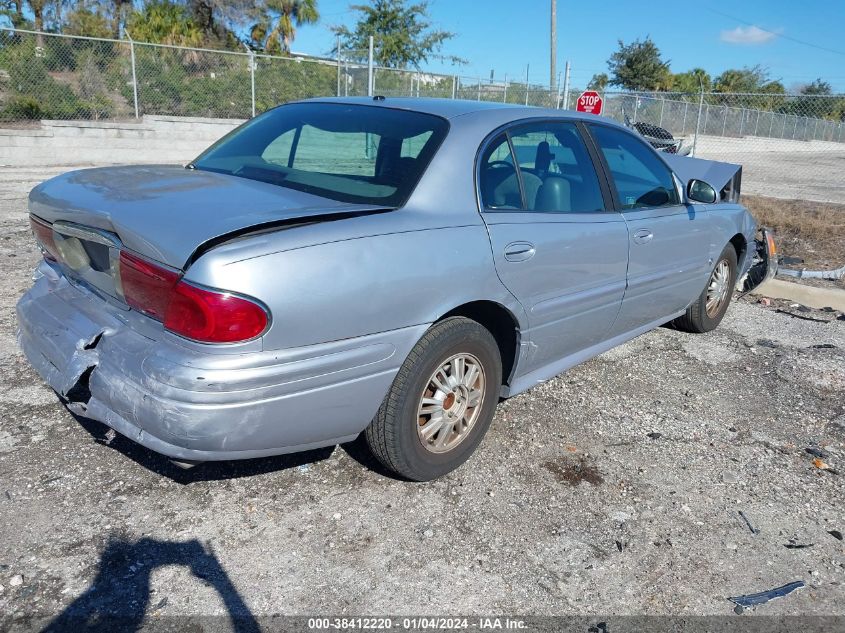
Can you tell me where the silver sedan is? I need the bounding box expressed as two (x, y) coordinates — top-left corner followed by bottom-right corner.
(17, 97), (775, 480)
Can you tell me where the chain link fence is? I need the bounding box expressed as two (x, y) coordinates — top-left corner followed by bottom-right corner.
(2, 28), (844, 202)
(589, 91), (845, 202)
(594, 91), (845, 146)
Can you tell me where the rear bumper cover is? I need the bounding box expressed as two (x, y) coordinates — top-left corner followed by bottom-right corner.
(17, 262), (425, 461)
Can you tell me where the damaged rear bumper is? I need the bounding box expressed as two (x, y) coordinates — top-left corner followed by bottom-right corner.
(17, 263), (421, 461)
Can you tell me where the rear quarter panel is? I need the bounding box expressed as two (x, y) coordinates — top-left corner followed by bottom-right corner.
(183, 211), (525, 350)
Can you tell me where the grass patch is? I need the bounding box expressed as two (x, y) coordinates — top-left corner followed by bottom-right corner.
(744, 195), (845, 270)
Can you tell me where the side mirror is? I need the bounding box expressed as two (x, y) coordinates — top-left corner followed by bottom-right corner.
(687, 179), (717, 204)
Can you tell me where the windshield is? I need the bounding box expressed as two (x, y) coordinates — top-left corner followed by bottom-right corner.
(192, 102), (449, 207)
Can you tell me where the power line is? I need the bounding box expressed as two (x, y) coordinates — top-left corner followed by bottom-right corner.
(705, 6), (845, 57)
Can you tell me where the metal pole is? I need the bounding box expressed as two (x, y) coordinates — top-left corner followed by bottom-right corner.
(691, 83), (704, 157)
(739, 109), (744, 136)
(722, 106), (728, 136)
(477, 76), (481, 101)
(555, 71), (561, 108)
(659, 98), (665, 127)
(242, 42), (255, 118)
(524, 64), (530, 106)
(813, 117), (818, 141)
(633, 97), (639, 123)
(125, 31), (139, 119)
(792, 115), (798, 139)
(336, 35), (341, 97)
(415, 72), (420, 97)
(451, 75), (456, 99)
(561, 61), (570, 109)
(550, 0), (556, 93)
(682, 101), (688, 134)
(503, 74), (508, 103)
(367, 35), (374, 97)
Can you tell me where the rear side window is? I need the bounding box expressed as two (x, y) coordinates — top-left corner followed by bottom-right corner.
(479, 134), (522, 210)
(588, 124), (679, 209)
(508, 122), (604, 213)
(193, 103), (448, 206)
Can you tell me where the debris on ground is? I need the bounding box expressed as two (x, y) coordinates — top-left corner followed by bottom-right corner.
(811, 458), (839, 474)
(805, 447), (829, 459)
(828, 530), (843, 541)
(102, 428), (116, 445)
(784, 537), (814, 549)
(738, 511), (760, 535)
(9, 575), (22, 587)
(775, 309), (832, 323)
(729, 581), (806, 613)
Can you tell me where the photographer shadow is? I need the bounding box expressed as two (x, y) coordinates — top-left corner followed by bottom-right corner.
(45, 537), (260, 633)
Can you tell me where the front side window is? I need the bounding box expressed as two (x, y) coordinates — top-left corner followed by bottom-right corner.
(193, 103), (448, 206)
(588, 124), (680, 209)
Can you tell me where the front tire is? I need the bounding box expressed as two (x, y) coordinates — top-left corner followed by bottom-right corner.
(365, 317), (502, 481)
(674, 244), (737, 333)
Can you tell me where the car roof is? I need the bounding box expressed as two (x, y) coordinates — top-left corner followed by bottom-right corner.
(300, 96), (626, 126)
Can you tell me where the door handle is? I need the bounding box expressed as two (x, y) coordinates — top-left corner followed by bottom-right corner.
(503, 241), (536, 262)
(633, 228), (653, 244)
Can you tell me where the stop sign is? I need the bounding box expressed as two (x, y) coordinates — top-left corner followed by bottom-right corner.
(576, 90), (603, 115)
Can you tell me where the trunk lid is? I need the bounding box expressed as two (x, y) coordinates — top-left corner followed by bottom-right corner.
(29, 165), (381, 269)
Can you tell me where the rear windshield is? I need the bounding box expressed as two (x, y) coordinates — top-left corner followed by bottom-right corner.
(192, 102), (448, 207)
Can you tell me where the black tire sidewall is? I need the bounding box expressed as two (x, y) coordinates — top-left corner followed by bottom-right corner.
(392, 320), (502, 480)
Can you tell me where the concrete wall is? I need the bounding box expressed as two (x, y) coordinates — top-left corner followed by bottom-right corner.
(0, 116), (244, 167)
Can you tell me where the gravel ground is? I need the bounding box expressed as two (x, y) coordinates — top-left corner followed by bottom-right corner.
(0, 165), (844, 625)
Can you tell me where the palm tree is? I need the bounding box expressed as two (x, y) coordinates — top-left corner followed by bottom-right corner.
(250, 0), (318, 54)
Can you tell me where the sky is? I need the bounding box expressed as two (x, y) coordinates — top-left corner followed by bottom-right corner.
(291, 0), (845, 92)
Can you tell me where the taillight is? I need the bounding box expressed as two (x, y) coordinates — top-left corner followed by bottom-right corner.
(119, 251), (268, 343)
(30, 216), (60, 262)
(119, 251), (179, 320)
(164, 281), (269, 343)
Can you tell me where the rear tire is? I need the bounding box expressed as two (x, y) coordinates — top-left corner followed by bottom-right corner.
(674, 244), (737, 333)
(365, 317), (502, 481)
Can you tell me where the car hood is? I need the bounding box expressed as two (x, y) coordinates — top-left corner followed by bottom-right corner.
(29, 165), (383, 269)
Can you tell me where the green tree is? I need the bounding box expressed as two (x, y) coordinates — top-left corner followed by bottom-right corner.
(125, 0), (203, 47)
(671, 68), (710, 94)
(333, 0), (463, 69)
(801, 78), (832, 95)
(1, 1), (26, 27)
(186, 0), (257, 46)
(713, 65), (771, 93)
(606, 37), (671, 91)
(587, 72), (608, 91)
(107, 0), (132, 38)
(64, 6), (113, 38)
(250, 0), (318, 54)
(25, 0), (61, 44)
